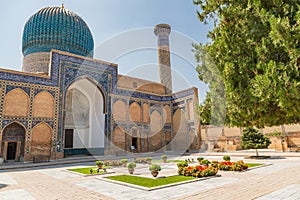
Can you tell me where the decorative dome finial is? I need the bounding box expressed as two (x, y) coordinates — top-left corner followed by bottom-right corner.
(62, 3), (64, 9)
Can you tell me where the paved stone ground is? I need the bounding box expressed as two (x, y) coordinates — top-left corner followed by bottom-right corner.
(0, 154), (299, 200)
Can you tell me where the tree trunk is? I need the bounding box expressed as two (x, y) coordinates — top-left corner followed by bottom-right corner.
(255, 149), (259, 156)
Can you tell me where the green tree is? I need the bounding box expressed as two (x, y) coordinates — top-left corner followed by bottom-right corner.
(241, 127), (271, 156)
(193, 0), (300, 128)
(198, 91), (212, 125)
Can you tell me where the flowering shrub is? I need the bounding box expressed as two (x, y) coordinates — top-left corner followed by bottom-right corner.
(177, 164), (218, 178)
(233, 160), (248, 171)
(218, 160), (248, 171)
(103, 160), (122, 166)
(219, 161), (234, 171)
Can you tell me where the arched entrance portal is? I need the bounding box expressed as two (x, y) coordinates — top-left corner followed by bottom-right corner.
(1, 122), (25, 161)
(64, 78), (105, 156)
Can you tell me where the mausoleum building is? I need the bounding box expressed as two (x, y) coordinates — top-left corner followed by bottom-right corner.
(0, 6), (200, 162)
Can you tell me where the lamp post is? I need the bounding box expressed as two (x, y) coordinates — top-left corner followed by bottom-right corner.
(55, 141), (61, 161)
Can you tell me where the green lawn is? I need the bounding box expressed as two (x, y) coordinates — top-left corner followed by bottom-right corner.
(106, 175), (195, 188)
(246, 163), (264, 168)
(68, 166), (111, 175)
(153, 159), (186, 163)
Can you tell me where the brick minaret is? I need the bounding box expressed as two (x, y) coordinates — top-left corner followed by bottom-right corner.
(154, 24), (172, 94)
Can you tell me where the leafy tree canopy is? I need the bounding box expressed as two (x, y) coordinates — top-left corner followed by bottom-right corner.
(198, 91), (212, 125)
(194, 0), (300, 128)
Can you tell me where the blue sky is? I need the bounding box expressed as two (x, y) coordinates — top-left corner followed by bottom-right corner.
(0, 0), (213, 102)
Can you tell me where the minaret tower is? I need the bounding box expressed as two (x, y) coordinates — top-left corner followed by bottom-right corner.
(154, 24), (172, 94)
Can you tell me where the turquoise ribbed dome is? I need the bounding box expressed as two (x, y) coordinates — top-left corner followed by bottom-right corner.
(22, 6), (94, 57)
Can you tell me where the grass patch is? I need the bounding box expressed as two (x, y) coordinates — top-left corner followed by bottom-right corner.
(246, 163), (264, 168)
(106, 175), (195, 188)
(68, 166), (111, 175)
(153, 159), (185, 163)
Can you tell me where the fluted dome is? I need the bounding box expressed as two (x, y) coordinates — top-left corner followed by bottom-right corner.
(22, 6), (94, 58)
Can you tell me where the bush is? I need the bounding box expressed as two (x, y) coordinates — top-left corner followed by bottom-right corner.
(95, 160), (103, 166)
(120, 159), (128, 163)
(103, 160), (122, 166)
(233, 160), (248, 171)
(134, 158), (148, 164)
(200, 159), (211, 165)
(149, 164), (161, 172)
(219, 161), (233, 171)
(223, 155), (231, 161)
(161, 155), (167, 159)
(197, 157), (204, 161)
(127, 162), (136, 169)
(177, 161), (188, 168)
(146, 157), (152, 161)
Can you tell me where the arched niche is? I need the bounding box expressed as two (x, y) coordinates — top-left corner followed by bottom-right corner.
(113, 100), (127, 121)
(31, 122), (52, 157)
(1, 122), (26, 161)
(32, 91), (54, 118)
(172, 109), (189, 150)
(3, 88), (29, 117)
(113, 126), (126, 150)
(129, 102), (141, 122)
(149, 110), (163, 150)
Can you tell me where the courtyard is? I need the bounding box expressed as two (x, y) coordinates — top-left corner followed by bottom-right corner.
(0, 152), (300, 200)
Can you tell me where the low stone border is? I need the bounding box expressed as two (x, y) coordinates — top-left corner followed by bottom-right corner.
(63, 169), (115, 177)
(244, 163), (273, 171)
(97, 174), (221, 191)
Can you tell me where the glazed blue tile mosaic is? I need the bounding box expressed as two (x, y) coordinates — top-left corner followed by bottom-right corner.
(22, 7), (94, 58)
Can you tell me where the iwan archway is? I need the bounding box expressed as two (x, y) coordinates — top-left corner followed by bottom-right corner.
(64, 78), (106, 156)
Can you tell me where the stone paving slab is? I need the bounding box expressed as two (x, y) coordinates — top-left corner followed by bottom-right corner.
(0, 189), (34, 200)
(38, 168), (81, 179)
(0, 173), (17, 185)
(73, 176), (238, 200)
(256, 184), (300, 200)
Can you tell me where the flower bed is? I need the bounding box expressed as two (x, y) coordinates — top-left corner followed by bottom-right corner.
(218, 160), (248, 171)
(177, 162), (218, 178)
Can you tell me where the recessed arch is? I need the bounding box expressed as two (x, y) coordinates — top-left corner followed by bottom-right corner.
(3, 88), (29, 117)
(129, 102), (141, 122)
(31, 122), (52, 157)
(1, 122), (26, 161)
(163, 105), (171, 124)
(65, 75), (107, 114)
(172, 109), (189, 150)
(113, 126), (126, 150)
(113, 100), (127, 121)
(149, 110), (163, 150)
(143, 103), (149, 123)
(150, 110), (162, 135)
(33, 91), (54, 118)
(64, 77), (105, 154)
